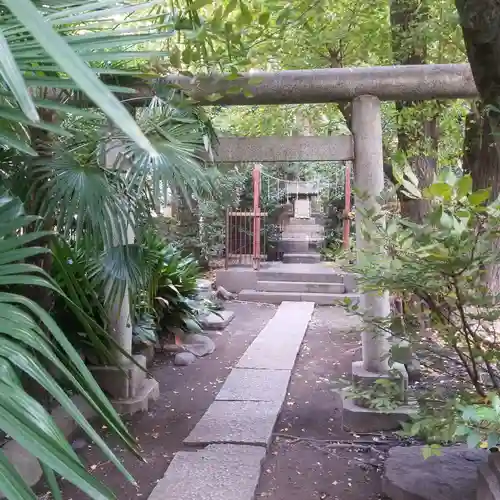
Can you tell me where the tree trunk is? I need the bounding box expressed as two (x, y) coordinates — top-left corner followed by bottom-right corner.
(456, 0), (500, 292)
(391, 0), (438, 223)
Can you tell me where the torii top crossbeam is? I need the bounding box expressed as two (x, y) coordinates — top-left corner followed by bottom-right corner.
(158, 63), (477, 105)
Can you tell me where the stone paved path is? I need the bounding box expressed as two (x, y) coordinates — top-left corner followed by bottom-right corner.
(147, 302), (315, 499)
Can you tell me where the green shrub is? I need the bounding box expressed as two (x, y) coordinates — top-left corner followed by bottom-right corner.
(350, 168), (500, 449)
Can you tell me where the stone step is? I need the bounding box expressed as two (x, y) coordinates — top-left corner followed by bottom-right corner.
(283, 225), (324, 234)
(283, 253), (321, 263)
(288, 218), (318, 226)
(279, 239), (310, 253)
(239, 289), (359, 306)
(280, 234), (324, 241)
(257, 269), (344, 284)
(257, 280), (345, 294)
(147, 445), (266, 500)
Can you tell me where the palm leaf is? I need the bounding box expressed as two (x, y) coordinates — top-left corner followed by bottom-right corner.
(0, 192), (138, 497)
(2, 0), (158, 155)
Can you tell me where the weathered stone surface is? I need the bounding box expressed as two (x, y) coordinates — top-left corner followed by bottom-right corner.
(406, 358), (422, 383)
(478, 463), (500, 500)
(0, 442), (42, 495)
(147, 444), (266, 500)
(184, 399), (282, 446)
(391, 340), (413, 365)
(174, 352), (196, 366)
(90, 354), (147, 399)
(237, 301), (314, 370)
(340, 388), (417, 432)
(383, 445), (487, 500)
(200, 310), (235, 330)
(216, 368), (291, 402)
(182, 333), (215, 357)
(112, 378), (160, 415)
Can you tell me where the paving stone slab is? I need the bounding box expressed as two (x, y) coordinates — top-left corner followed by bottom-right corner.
(237, 301), (314, 370)
(184, 400), (282, 446)
(148, 444), (265, 500)
(200, 310), (235, 330)
(216, 368), (291, 402)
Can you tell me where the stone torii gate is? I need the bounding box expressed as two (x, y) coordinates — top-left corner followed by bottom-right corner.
(160, 62), (478, 428)
(105, 63), (479, 422)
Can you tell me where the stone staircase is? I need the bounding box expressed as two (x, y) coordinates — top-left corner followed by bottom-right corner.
(238, 263), (358, 305)
(280, 216), (324, 264)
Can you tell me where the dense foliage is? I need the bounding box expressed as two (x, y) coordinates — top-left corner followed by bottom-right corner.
(351, 170), (500, 449)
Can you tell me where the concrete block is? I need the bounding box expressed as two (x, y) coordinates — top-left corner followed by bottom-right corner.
(283, 253), (321, 264)
(215, 268), (257, 293)
(237, 301), (314, 369)
(238, 289), (358, 306)
(257, 267), (344, 284)
(344, 273), (358, 293)
(279, 239), (310, 253)
(352, 360), (408, 403)
(339, 387), (416, 432)
(200, 310), (235, 330)
(90, 354), (147, 400)
(184, 399), (282, 446)
(112, 378), (160, 416)
(216, 368), (291, 402)
(256, 280), (345, 294)
(148, 444), (266, 500)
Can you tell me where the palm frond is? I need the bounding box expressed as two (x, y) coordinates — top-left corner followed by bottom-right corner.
(0, 190), (139, 498)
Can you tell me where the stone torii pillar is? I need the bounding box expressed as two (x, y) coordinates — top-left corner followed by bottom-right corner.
(90, 132), (159, 415)
(341, 95), (413, 432)
(352, 95), (391, 373)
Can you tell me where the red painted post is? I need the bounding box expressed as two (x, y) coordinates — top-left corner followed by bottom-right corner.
(252, 165), (261, 270)
(343, 163), (351, 250)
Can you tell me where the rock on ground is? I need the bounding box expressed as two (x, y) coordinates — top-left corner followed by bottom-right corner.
(182, 333), (215, 357)
(383, 445), (488, 500)
(174, 352), (196, 366)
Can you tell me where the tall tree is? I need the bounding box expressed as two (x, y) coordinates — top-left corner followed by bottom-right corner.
(456, 0), (500, 292)
(456, 0), (500, 199)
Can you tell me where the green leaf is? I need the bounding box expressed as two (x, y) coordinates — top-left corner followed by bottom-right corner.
(428, 182), (453, 200)
(468, 189), (491, 206)
(258, 11), (270, 25)
(223, 0), (238, 18)
(238, 0), (253, 25)
(3, 0), (157, 156)
(0, 449), (36, 500)
(0, 30), (39, 123)
(0, 131), (37, 155)
(456, 175), (473, 199)
(187, 0), (212, 10)
(170, 46), (181, 68)
(467, 431), (482, 449)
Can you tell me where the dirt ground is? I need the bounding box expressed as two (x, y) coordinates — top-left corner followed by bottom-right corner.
(38, 301), (277, 499)
(38, 303), (393, 500)
(255, 306), (388, 500)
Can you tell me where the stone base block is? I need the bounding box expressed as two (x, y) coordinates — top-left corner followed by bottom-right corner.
(112, 378), (160, 416)
(90, 354), (147, 400)
(352, 360), (409, 402)
(339, 388), (417, 432)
